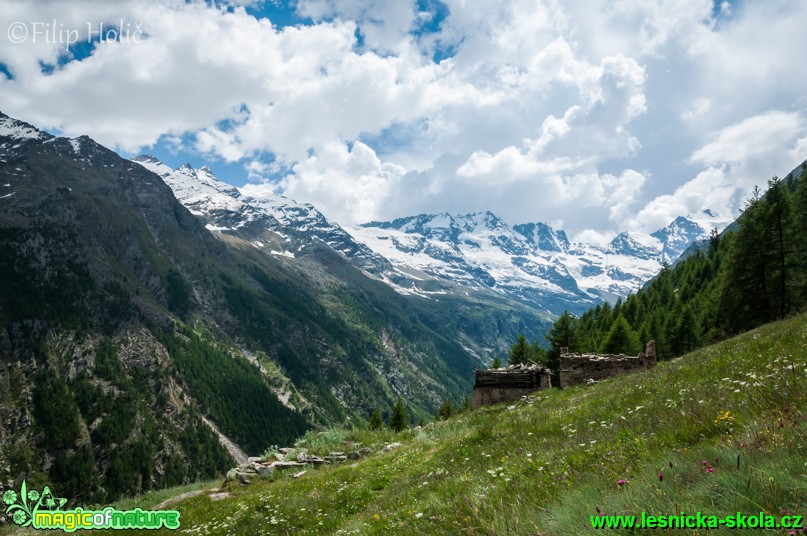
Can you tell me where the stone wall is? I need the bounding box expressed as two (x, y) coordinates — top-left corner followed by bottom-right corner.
(472, 364), (551, 408)
(559, 340), (656, 388)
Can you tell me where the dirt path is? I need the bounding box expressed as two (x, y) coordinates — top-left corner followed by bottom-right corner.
(156, 490), (204, 509)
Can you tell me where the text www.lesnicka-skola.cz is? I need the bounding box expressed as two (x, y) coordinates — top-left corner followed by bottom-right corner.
(591, 511), (803, 530)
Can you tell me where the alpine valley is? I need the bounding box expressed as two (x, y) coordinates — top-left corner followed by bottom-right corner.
(131, 155), (731, 316)
(0, 110), (727, 502)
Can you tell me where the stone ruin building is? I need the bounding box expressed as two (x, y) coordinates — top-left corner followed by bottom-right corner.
(471, 363), (551, 409)
(559, 340), (656, 388)
(471, 341), (656, 408)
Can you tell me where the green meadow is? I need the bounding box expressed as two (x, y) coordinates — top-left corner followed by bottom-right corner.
(5, 313), (806, 535)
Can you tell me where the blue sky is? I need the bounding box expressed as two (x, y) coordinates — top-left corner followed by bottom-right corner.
(1, 0), (805, 242)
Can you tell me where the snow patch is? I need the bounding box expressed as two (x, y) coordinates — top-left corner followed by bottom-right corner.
(0, 117), (42, 140)
(69, 138), (81, 155)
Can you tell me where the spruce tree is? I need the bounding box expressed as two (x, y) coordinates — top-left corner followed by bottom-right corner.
(508, 334), (532, 365)
(368, 408), (383, 431)
(490, 357), (502, 369)
(460, 396), (471, 412)
(436, 399), (454, 421)
(547, 310), (576, 386)
(671, 306), (698, 356)
(763, 177), (792, 318)
(389, 398), (408, 432)
(721, 187), (770, 331)
(600, 315), (638, 354)
(532, 340), (548, 365)
(792, 169), (807, 303)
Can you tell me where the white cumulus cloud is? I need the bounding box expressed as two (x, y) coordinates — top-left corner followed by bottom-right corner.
(1, 0), (806, 234)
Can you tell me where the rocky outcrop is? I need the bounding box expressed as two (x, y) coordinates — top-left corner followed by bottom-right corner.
(223, 447), (373, 486)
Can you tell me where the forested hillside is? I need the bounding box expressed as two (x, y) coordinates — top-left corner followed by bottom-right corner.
(539, 162), (807, 370)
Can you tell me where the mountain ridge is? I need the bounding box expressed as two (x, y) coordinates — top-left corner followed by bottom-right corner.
(349, 207), (731, 313)
(132, 152), (731, 316)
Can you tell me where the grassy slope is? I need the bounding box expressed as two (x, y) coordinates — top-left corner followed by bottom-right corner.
(7, 314), (807, 535)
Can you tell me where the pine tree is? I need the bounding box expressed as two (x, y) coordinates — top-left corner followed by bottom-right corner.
(508, 334), (532, 365)
(388, 398), (408, 432)
(490, 357), (502, 369)
(368, 408), (383, 431)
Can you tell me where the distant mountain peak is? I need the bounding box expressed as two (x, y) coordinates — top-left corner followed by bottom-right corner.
(132, 154), (160, 163)
(348, 208), (733, 313)
(0, 113), (49, 141)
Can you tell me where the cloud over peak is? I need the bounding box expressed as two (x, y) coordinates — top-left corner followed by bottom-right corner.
(1, 0), (806, 232)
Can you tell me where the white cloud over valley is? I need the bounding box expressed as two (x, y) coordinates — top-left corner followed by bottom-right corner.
(1, 0), (805, 236)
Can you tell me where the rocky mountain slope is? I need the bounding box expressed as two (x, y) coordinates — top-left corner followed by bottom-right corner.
(0, 111), (493, 502)
(132, 155), (555, 357)
(135, 155), (728, 322)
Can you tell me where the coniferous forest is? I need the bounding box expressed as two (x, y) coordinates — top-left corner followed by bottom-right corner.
(537, 167), (807, 373)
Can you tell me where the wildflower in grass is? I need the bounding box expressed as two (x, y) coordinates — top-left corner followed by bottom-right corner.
(714, 410), (733, 423)
(701, 460), (708, 465)
(706, 466), (714, 473)
(617, 479), (627, 487)
(657, 473), (664, 481)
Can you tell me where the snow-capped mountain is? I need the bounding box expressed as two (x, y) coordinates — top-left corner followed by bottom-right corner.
(349, 209), (730, 313)
(131, 155), (389, 272)
(131, 155), (729, 316)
